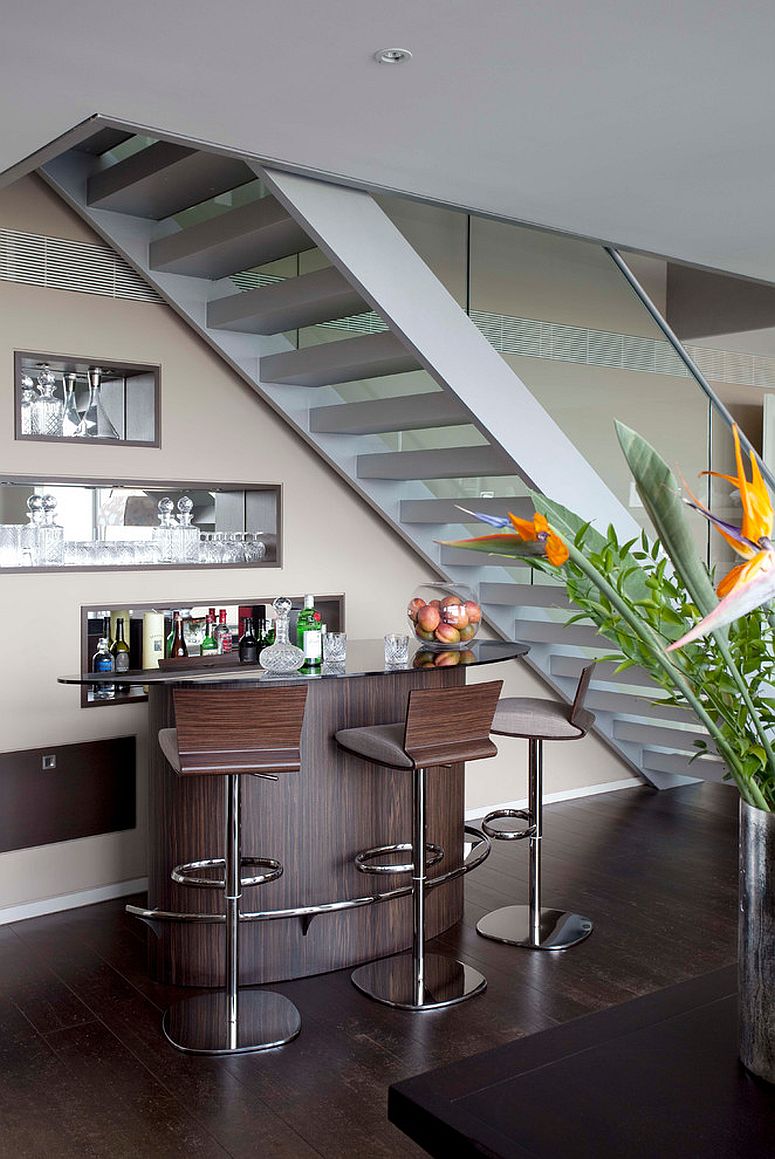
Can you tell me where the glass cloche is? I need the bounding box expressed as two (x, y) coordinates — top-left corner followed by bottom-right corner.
(407, 582), (482, 649)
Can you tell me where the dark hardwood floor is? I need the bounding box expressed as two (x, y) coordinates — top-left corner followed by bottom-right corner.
(0, 781), (739, 1158)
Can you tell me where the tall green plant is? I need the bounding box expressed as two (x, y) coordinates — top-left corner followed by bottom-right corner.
(441, 427), (775, 811)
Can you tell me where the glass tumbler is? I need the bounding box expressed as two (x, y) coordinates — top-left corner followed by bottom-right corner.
(323, 632), (347, 666)
(384, 633), (410, 668)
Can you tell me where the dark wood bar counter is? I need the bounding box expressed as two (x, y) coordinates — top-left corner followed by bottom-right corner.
(60, 640), (525, 987)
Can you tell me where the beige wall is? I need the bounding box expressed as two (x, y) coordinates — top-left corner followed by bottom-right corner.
(0, 177), (633, 917)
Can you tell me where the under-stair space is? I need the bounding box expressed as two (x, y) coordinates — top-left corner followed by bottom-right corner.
(36, 124), (722, 791)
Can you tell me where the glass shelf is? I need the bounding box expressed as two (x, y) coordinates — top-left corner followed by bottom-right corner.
(0, 476), (281, 571)
(15, 351), (160, 447)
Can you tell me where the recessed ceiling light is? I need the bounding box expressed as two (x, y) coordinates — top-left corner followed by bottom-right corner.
(374, 48), (413, 64)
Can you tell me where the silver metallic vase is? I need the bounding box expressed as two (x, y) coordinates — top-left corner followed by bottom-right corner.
(739, 799), (775, 1083)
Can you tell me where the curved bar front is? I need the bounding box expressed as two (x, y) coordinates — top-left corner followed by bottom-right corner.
(59, 640), (526, 986)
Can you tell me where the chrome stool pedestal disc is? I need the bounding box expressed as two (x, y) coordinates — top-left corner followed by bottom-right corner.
(163, 990), (301, 1055)
(476, 905), (593, 951)
(352, 952), (486, 1010)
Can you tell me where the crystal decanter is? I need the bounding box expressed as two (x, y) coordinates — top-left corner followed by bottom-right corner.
(75, 367), (119, 439)
(37, 494), (64, 565)
(176, 495), (200, 563)
(19, 377), (36, 435)
(258, 597), (305, 673)
(62, 372), (81, 437)
(31, 367), (63, 437)
(21, 494), (45, 566)
(152, 497), (176, 564)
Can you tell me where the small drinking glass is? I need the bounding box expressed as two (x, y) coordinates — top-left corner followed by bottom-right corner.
(0, 525), (22, 567)
(323, 632), (347, 666)
(384, 633), (409, 668)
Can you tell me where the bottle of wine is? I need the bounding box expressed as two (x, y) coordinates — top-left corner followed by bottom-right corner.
(201, 614), (218, 655)
(238, 616), (258, 664)
(216, 609), (233, 655)
(169, 611), (188, 658)
(297, 594), (323, 667)
(111, 616), (131, 675)
(91, 637), (115, 699)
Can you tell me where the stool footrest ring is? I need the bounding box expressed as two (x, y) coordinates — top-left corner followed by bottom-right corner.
(172, 856), (283, 889)
(482, 808), (536, 841)
(354, 841), (444, 876)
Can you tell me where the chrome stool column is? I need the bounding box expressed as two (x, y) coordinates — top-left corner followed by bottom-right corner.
(476, 665), (595, 952)
(158, 685), (308, 1055)
(336, 679), (503, 1011)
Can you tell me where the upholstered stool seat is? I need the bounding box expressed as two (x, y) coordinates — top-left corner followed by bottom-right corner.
(334, 723), (413, 768)
(335, 680), (503, 1011)
(477, 666), (596, 952)
(492, 697), (592, 741)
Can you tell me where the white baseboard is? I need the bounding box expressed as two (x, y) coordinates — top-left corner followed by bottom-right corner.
(465, 777), (639, 822)
(0, 876), (148, 926)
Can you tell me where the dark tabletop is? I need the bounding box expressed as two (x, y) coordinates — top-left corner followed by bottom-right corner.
(389, 965), (775, 1159)
(58, 638), (528, 686)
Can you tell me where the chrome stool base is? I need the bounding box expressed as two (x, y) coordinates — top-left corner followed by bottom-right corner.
(476, 904), (593, 951)
(163, 990), (301, 1055)
(351, 952), (486, 1011)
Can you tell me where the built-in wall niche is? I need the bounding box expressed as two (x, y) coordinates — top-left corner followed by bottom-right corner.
(0, 476), (281, 572)
(15, 351), (160, 446)
(80, 595), (345, 707)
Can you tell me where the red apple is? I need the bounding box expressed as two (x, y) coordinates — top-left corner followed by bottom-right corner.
(407, 598), (426, 621)
(415, 627), (436, 642)
(459, 623), (476, 641)
(441, 603), (469, 629)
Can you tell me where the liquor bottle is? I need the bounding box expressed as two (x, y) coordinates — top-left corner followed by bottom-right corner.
(216, 609), (233, 654)
(254, 604), (274, 648)
(111, 616), (131, 675)
(254, 604), (269, 660)
(297, 594), (323, 667)
(238, 617), (258, 664)
(142, 611), (166, 669)
(201, 614), (218, 655)
(91, 637), (115, 699)
(169, 611), (188, 658)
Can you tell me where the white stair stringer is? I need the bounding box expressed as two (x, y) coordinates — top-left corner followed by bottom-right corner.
(38, 145), (702, 792)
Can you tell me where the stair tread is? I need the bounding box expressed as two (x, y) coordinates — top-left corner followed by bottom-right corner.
(358, 443), (515, 481)
(312, 392), (468, 435)
(150, 195), (315, 278)
(208, 266), (365, 334)
(401, 498), (532, 525)
(615, 719), (714, 752)
(87, 143), (253, 219)
(75, 128), (135, 156)
(550, 654), (656, 687)
(439, 547), (530, 570)
(262, 332), (418, 388)
(584, 688), (692, 722)
(481, 581), (569, 607)
(642, 748), (727, 783)
(515, 620), (606, 648)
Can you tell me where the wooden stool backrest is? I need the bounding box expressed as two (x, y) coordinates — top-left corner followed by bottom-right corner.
(403, 680), (503, 768)
(570, 664), (595, 735)
(172, 686), (308, 776)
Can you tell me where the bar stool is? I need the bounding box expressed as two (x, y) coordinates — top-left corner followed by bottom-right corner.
(476, 665), (595, 951)
(335, 679), (503, 1011)
(158, 685), (308, 1055)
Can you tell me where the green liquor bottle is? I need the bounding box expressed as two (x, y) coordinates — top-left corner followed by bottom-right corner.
(200, 614), (218, 655)
(296, 594), (323, 667)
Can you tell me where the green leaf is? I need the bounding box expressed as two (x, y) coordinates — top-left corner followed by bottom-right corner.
(614, 422), (718, 618)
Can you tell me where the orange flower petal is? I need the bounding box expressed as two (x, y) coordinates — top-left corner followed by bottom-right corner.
(508, 513), (538, 541)
(545, 533), (569, 567)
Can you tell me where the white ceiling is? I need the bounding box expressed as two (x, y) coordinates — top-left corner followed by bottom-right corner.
(3, 0), (775, 283)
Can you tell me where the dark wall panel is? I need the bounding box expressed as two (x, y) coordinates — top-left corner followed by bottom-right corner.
(0, 736), (136, 853)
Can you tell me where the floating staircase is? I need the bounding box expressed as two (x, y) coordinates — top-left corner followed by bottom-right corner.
(36, 125), (728, 791)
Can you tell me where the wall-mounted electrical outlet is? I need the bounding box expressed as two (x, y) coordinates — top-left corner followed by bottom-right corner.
(41, 754), (56, 770)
